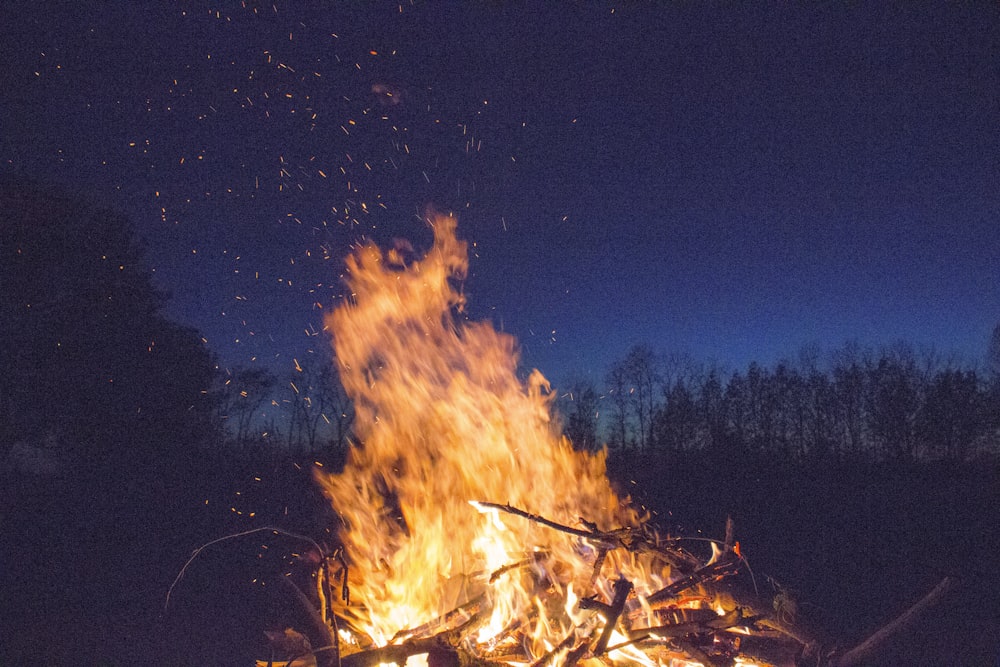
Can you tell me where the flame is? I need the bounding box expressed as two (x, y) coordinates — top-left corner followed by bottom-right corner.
(315, 214), (641, 643)
(314, 214), (760, 666)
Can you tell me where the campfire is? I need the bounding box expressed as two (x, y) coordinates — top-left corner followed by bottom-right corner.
(253, 213), (956, 667)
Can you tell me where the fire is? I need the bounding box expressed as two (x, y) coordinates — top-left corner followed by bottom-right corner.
(317, 214), (636, 640)
(313, 214), (768, 666)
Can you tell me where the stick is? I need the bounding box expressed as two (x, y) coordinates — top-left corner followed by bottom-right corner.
(593, 578), (633, 655)
(471, 501), (615, 545)
(831, 576), (960, 667)
(390, 594), (485, 643)
(530, 629), (580, 667)
(630, 607), (752, 640)
(337, 630), (465, 667)
(646, 557), (739, 605)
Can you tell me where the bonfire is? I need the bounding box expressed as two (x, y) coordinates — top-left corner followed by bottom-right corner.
(238, 214), (954, 667)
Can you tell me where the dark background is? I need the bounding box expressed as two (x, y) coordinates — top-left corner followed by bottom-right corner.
(3, 2), (999, 665)
(2, 180), (998, 664)
(3, 2), (998, 388)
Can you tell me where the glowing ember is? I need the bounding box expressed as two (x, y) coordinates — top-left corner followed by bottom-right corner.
(313, 214), (774, 666)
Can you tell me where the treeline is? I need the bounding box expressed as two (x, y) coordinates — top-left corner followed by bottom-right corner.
(4, 181), (997, 468)
(560, 343), (1000, 462)
(1, 180), (353, 470)
(213, 358), (354, 455)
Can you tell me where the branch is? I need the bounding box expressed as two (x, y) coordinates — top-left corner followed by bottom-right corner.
(337, 626), (470, 667)
(390, 594), (485, 643)
(646, 557), (740, 605)
(593, 578), (634, 655)
(831, 576), (960, 667)
(471, 501), (617, 546)
(630, 607), (755, 640)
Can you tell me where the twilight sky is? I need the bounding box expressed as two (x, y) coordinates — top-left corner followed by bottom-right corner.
(4, 2), (998, 386)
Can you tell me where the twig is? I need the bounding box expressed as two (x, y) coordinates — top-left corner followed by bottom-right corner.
(588, 548), (608, 590)
(630, 607), (754, 640)
(593, 578), (633, 655)
(337, 638), (441, 667)
(646, 557), (740, 605)
(489, 550), (549, 583)
(530, 628), (580, 667)
(390, 594), (485, 643)
(338, 625), (470, 667)
(472, 501), (616, 545)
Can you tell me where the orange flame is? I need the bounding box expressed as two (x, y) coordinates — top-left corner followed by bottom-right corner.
(315, 214), (687, 662)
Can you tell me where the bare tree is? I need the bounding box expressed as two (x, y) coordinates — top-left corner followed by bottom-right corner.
(624, 345), (659, 450)
(987, 323), (1000, 380)
(831, 343), (869, 457)
(284, 356), (354, 453)
(215, 366), (277, 448)
(323, 362), (355, 452)
(605, 360), (631, 450)
(866, 344), (921, 460)
(559, 378), (601, 451)
(919, 366), (985, 460)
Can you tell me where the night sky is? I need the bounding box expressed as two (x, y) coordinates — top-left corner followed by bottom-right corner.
(4, 2), (998, 387)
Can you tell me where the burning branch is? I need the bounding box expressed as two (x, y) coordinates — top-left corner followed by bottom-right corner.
(591, 577), (633, 655)
(646, 557), (741, 606)
(471, 501), (627, 549)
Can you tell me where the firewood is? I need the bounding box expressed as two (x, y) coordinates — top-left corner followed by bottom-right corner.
(592, 578), (634, 655)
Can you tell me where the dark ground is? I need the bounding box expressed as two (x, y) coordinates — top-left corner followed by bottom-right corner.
(2, 450), (998, 666)
(608, 452), (1000, 666)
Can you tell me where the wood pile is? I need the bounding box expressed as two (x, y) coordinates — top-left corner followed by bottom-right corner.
(257, 504), (957, 667)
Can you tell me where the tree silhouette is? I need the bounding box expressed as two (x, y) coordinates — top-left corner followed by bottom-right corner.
(0, 181), (217, 468)
(214, 365), (278, 449)
(987, 323), (1000, 380)
(284, 356), (354, 453)
(604, 359), (631, 449)
(604, 340), (998, 462)
(655, 378), (698, 452)
(624, 344), (659, 450)
(559, 378), (600, 451)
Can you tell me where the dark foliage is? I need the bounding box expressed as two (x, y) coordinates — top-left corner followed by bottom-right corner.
(0, 180), (218, 467)
(592, 343), (999, 461)
(0, 181), (225, 664)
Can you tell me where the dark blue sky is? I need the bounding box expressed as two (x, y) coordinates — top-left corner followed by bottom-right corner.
(4, 2), (998, 386)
